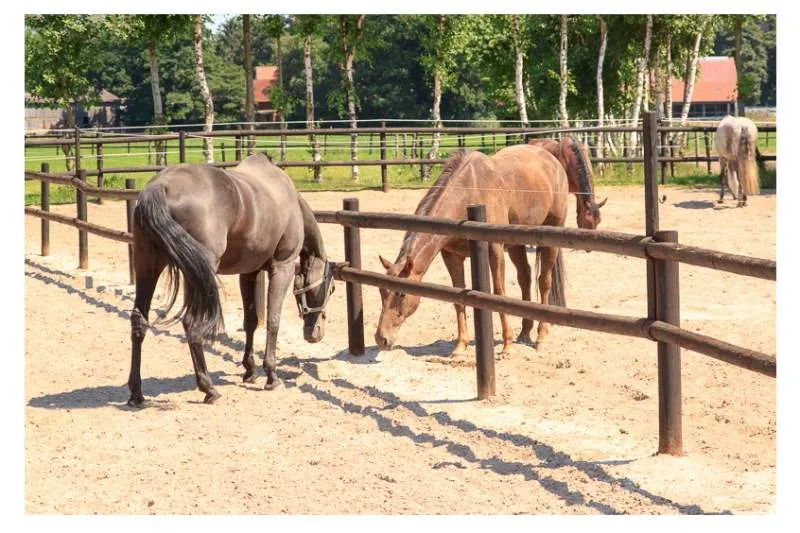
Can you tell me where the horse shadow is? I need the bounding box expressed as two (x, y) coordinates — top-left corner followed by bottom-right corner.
(27, 372), (234, 410)
(672, 200), (718, 210)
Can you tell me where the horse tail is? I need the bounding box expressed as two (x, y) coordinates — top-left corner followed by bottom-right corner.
(739, 130), (761, 196)
(534, 247), (566, 307)
(134, 184), (224, 340)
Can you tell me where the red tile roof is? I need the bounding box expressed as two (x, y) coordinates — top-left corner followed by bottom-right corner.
(253, 66), (279, 104)
(670, 56), (737, 103)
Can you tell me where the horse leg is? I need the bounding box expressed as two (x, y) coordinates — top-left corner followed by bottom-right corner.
(718, 157), (727, 203)
(508, 246), (533, 344)
(128, 266), (163, 407)
(441, 250), (469, 356)
(183, 309), (221, 404)
(488, 243), (514, 355)
(238, 271), (259, 383)
(263, 261), (294, 390)
(535, 246), (559, 348)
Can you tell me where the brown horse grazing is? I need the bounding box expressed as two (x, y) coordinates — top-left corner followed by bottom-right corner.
(375, 144), (568, 356)
(716, 115), (760, 207)
(528, 136), (607, 229)
(128, 153), (335, 406)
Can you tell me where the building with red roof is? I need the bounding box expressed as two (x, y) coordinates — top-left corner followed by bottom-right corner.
(253, 65), (280, 122)
(670, 56), (737, 118)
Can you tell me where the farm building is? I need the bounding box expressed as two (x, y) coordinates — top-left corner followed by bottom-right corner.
(24, 89), (124, 132)
(671, 56), (737, 119)
(253, 65), (280, 122)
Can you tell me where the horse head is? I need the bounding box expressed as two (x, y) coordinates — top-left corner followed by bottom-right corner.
(374, 254), (422, 350)
(293, 256), (336, 343)
(562, 137), (607, 230)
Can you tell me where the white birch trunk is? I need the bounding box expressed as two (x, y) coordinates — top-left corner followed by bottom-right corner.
(596, 16), (607, 167)
(558, 15), (569, 128)
(193, 15), (214, 163)
(304, 35), (321, 181)
(147, 40), (165, 166)
(511, 15), (529, 127)
(629, 15), (652, 159)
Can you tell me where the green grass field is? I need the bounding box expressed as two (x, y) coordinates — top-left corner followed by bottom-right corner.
(24, 130), (776, 206)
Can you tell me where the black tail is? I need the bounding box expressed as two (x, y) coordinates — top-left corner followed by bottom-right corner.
(535, 247), (566, 307)
(134, 185), (224, 340)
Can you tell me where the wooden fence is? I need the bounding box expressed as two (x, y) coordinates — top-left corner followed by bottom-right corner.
(25, 121), (777, 194)
(24, 112), (777, 457)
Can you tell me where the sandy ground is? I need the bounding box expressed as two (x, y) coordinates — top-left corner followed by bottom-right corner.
(24, 183), (775, 515)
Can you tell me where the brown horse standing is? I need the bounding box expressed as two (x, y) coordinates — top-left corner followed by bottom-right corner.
(375, 144), (568, 356)
(128, 154), (335, 406)
(528, 136), (606, 229)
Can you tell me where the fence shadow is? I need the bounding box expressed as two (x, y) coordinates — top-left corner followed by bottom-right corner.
(285, 356), (725, 516)
(672, 200), (717, 210)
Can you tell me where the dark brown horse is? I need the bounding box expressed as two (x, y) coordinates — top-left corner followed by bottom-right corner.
(128, 153), (335, 406)
(528, 136), (606, 228)
(375, 144), (568, 356)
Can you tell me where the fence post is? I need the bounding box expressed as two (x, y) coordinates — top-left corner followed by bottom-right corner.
(280, 121), (287, 162)
(654, 230), (683, 456)
(235, 132), (242, 161)
(95, 142), (104, 205)
(221, 142), (226, 162)
(704, 131), (712, 174)
(74, 126), (81, 176)
(126, 178), (136, 285)
(343, 198), (365, 356)
(380, 121), (389, 193)
(659, 130), (667, 184)
(77, 169), (88, 270)
(694, 132), (700, 168)
(40, 163), (50, 256)
(179, 131), (186, 163)
(643, 111), (660, 321)
(467, 204), (495, 400)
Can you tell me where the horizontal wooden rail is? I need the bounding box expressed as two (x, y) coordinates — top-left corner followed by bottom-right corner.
(314, 210), (776, 280)
(334, 265), (775, 377)
(24, 207), (133, 243)
(24, 171), (139, 200)
(334, 265), (650, 339)
(659, 125), (776, 133)
(648, 322), (775, 377)
(645, 241), (776, 281)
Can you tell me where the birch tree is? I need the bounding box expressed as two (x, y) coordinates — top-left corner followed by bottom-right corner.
(193, 15), (214, 163)
(338, 15), (365, 181)
(558, 15), (569, 128)
(595, 16), (608, 170)
(243, 14), (255, 154)
(628, 15), (652, 160)
(510, 15), (529, 127)
(294, 15), (324, 181)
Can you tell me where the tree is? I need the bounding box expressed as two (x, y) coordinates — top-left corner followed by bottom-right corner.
(510, 15), (529, 127)
(558, 15), (569, 127)
(338, 15), (366, 181)
(628, 15), (652, 162)
(417, 14), (470, 178)
(596, 16), (608, 169)
(25, 15), (106, 170)
(293, 15), (325, 181)
(243, 14), (255, 154)
(193, 15), (215, 163)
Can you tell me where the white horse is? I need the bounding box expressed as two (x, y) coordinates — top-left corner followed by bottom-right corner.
(715, 115), (760, 207)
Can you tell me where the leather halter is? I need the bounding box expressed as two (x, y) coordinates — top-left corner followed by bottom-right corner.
(293, 260), (335, 317)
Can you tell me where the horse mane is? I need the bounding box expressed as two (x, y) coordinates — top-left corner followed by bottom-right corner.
(566, 137), (593, 200)
(396, 149), (471, 261)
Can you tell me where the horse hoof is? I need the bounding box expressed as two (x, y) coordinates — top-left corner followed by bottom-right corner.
(450, 344), (468, 357)
(516, 334), (534, 345)
(127, 396), (145, 408)
(264, 379), (282, 391)
(243, 373), (257, 384)
(203, 390), (221, 404)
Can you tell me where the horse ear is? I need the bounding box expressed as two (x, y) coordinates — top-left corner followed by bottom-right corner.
(379, 255), (393, 270)
(597, 197), (608, 208)
(403, 255), (415, 273)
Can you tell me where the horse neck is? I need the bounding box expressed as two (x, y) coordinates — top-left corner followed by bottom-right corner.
(400, 231), (448, 280)
(566, 140), (596, 202)
(297, 194), (326, 263)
